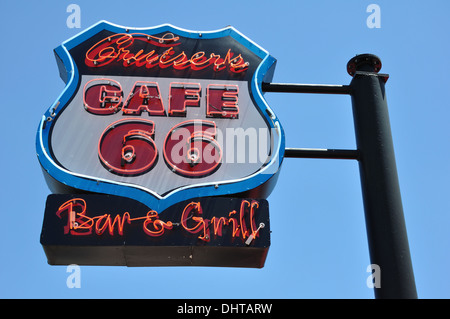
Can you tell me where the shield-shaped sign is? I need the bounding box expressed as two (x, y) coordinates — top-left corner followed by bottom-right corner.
(36, 21), (285, 212)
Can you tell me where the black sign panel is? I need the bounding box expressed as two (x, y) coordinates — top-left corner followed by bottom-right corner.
(68, 29), (262, 81)
(41, 194), (270, 268)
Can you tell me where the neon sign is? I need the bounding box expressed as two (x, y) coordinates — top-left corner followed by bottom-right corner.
(37, 22), (285, 211)
(55, 197), (173, 237)
(55, 197), (262, 242)
(84, 33), (249, 73)
(41, 194), (270, 268)
(37, 21), (284, 267)
(83, 78), (240, 119)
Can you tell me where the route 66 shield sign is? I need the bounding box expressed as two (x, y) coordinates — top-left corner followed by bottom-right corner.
(36, 21), (285, 213)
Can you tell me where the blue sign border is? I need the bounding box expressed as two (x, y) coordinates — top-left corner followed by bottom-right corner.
(36, 21), (285, 212)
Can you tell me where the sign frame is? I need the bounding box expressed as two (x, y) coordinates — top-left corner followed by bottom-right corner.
(41, 194), (270, 268)
(36, 21), (285, 212)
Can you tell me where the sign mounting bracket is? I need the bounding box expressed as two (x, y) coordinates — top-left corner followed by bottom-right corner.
(262, 54), (417, 299)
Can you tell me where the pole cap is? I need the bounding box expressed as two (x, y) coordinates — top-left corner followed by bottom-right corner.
(347, 54), (382, 77)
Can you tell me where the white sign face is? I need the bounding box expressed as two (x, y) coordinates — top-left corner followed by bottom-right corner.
(52, 75), (273, 196)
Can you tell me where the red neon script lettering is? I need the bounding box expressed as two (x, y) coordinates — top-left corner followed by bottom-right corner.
(85, 33), (180, 67)
(56, 198), (93, 236)
(55, 199), (262, 242)
(85, 33), (249, 73)
(181, 202), (210, 241)
(180, 200), (260, 242)
(56, 198), (172, 237)
(143, 211), (173, 237)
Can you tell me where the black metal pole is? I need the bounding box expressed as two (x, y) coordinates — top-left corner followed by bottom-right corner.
(348, 54), (417, 298)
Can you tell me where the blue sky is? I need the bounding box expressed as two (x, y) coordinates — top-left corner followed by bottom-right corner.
(1, 0), (449, 298)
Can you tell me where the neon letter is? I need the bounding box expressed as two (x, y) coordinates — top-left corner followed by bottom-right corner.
(181, 202), (210, 241)
(83, 78), (122, 115)
(56, 198), (93, 236)
(123, 81), (165, 116)
(207, 84), (239, 118)
(168, 82), (201, 117)
(143, 211), (173, 237)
